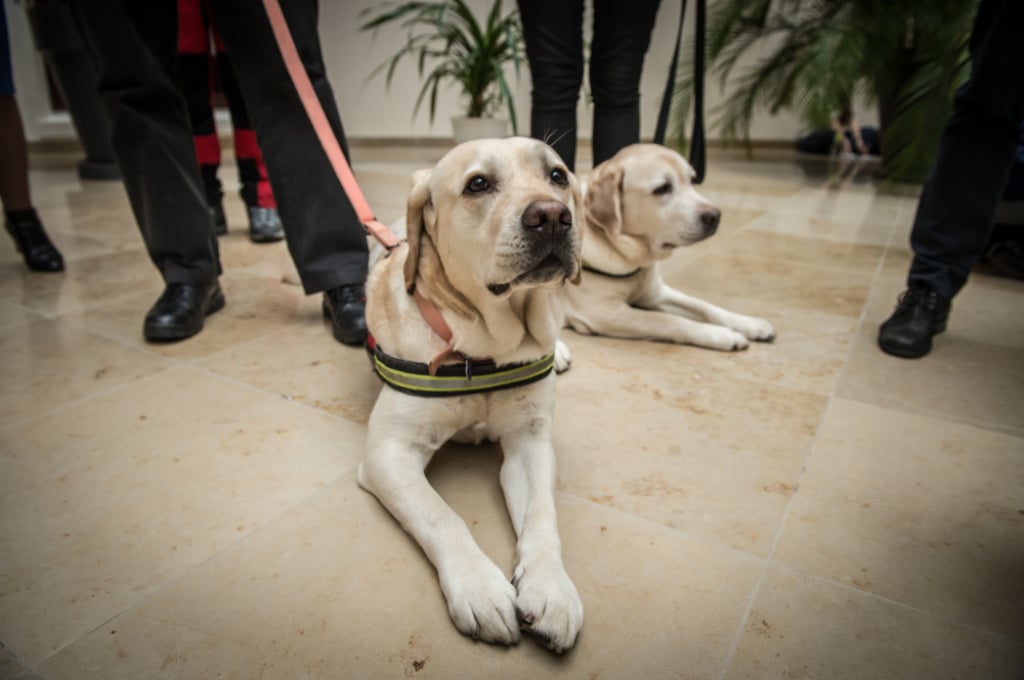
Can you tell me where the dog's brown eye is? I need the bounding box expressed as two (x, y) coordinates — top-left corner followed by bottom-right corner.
(550, 168), (569, 187)
(653, 182), (673, 196)
(465, 176), (491, 194)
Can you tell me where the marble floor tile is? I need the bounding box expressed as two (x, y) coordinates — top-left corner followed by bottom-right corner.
(773, 398), (1024, 637)
(57, 271), (327, 362)
(662, 250), (875, 319)
(0, 318), (170, 427)
(725, 566), (1024, 680)
(0, 248), (161, 318)
(196, 323), (382, 425)
(554, 333), (826, 556)
(0, 367), (363, 668)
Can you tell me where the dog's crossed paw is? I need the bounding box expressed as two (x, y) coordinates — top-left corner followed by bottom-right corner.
(441, 558), (521, 646)
(512, 561), (583, 654)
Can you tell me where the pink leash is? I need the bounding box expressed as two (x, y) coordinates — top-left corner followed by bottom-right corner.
(261, 0), (399, 250)
(263, 0), (462, 373)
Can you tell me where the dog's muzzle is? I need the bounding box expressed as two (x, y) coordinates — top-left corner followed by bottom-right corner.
(487, 201), (579, 295)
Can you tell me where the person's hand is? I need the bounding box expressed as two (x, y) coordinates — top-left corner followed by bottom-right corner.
(855, 137), (869, 155)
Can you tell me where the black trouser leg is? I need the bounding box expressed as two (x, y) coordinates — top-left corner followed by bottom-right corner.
(216, 51), (270, 209)
(207, 0), (367, 293)
(517, 0), (584, 170)
(590, 0), (661, 166)
(72, 0), (220, 286)
(907, 0), (1024, 299)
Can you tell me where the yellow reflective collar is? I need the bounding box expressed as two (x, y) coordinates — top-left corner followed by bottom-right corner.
(367, 341), (555, 397)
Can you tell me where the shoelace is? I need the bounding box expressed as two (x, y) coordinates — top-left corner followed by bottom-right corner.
(894, 287), (939, 314)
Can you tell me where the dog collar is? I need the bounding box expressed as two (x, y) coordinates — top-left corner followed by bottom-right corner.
(365, 334), (555, 397)
(582, 262), (641, 278)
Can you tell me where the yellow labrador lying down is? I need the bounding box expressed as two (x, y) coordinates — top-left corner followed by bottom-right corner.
(559, 143), (775, 355)
(358, 138), (584, 652)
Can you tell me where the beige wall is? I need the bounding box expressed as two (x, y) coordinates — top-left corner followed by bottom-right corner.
(6, 0), (874, 143)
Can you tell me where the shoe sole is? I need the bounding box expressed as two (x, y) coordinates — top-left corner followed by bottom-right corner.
(144, 290), (226, 342)
(249, 231), (285, 243)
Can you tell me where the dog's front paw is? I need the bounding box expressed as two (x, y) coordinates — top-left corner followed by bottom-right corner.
(440, 557), (521, 646)
(698, 326), (749, 351)
(731, 315), (776, 343)
(554, 339), (572, 374)
(513, 561), (583, 653)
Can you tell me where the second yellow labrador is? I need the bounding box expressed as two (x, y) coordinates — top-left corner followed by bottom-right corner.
(559, 143), (775, 357)
(358, 137), (584, 653)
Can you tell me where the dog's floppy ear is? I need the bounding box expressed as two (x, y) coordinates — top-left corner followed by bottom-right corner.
(584, 161), (624, 235)
(569, 172), (585, 285)
(403, 168), (432, 291)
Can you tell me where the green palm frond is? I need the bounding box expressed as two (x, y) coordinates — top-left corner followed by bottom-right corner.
(360, 0), (523, 131)
(669, 0), (978, 182)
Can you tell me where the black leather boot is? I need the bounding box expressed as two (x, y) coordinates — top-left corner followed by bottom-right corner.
(143, 282), (226, 342)
(322, 283), (367, 346)
(5, 208), (64, 272)
(878, 285), (951, 358)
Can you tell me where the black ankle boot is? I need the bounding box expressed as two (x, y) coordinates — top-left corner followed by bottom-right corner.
(322, 283), (367, 346)
(878, 285), (951, 358)
(5, 208), (64, 272)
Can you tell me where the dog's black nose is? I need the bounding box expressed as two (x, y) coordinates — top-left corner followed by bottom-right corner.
(701, 207), (721, 234)
(522, 200), (572, 237)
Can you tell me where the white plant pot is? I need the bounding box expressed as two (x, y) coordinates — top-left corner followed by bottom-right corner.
(451, 116), (509, 144)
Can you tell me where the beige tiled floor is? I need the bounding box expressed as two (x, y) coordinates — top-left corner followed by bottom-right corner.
(2, 145), (1023, 679)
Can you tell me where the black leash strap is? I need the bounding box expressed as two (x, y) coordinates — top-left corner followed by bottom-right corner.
(653, 0), (707, 184)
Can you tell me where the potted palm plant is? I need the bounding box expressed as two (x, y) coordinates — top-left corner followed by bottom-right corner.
(359, 0), (524, 143)
(670, 0), (978, 182)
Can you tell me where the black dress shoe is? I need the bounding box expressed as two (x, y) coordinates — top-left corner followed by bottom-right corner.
(878, 285), (951, 358)
(322, 283), (367, 346)
(248, 206), (285, 243)
(143, 282), (226, 342)
(5, 209), (64, 272)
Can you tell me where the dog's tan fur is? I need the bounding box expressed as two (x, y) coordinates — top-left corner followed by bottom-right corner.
(559, 143), (775, 357)
(358, 137), (584, 652)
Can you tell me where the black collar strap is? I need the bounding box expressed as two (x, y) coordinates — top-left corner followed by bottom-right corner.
(582, 262), (642, 279)
(366, 335), (554, 397)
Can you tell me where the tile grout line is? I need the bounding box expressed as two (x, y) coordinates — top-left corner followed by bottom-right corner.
(716, 190), (902, 680)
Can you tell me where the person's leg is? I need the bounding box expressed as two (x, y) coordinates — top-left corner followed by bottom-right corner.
(516, 0), (584, 170)
(73, 0), (224, 340)
(589, 0), (661, 166)
(1, 4), (63, 271)
(880, 0), (1024, 357)
(176, 0), (226, 232)
(213, 44), (284, 243)
(207, 0), (368, 344)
